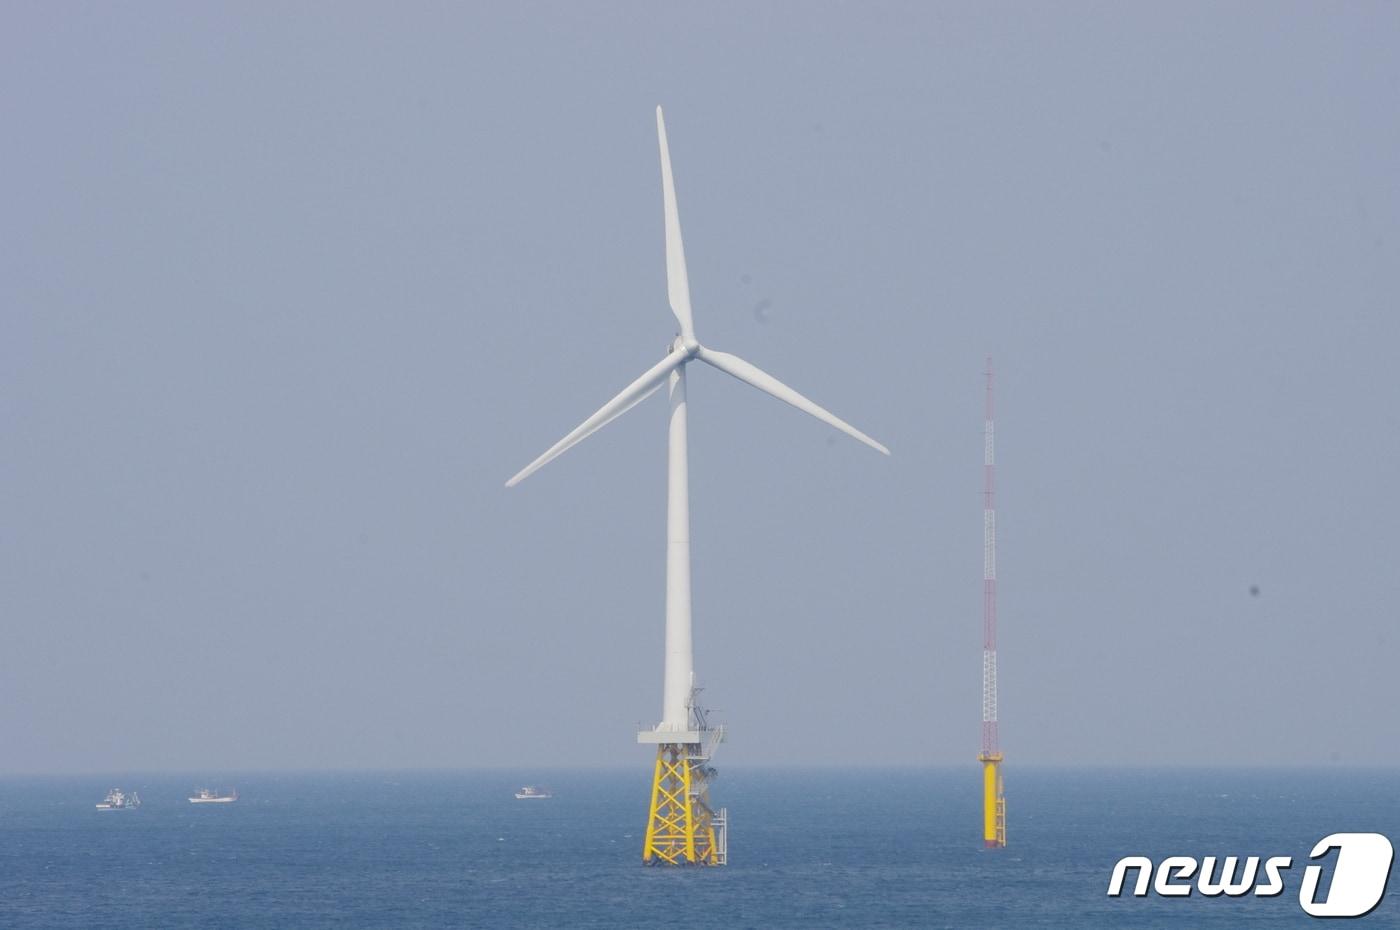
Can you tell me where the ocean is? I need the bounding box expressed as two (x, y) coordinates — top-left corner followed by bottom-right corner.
(2, 768), (1396, 928)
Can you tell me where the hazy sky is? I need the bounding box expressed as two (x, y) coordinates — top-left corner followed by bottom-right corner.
(3, 2), (1398, 774)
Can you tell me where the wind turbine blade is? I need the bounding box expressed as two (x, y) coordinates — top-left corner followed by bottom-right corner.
(657, 107), (695, 342)
(696, 346), (890, 456)
(597, 380), (664, 433)
(505, 352), (685, 487)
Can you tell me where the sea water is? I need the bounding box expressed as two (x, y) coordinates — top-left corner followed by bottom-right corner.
(2, 768), (1396, 928)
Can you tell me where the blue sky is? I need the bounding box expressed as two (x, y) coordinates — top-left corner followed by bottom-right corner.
(3, 2), (1397, 772)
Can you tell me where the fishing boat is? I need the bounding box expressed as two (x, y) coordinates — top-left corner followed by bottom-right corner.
(188, 787), (237, 804)
(514, 786), (552, 799)
(96, 788), (140, 810)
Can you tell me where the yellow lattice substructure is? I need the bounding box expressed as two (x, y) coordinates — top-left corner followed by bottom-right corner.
(643, 744), (723, 865)
(978, 752), (1006, 848)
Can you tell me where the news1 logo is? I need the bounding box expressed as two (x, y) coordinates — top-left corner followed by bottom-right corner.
(1108, 833), (1394, 918)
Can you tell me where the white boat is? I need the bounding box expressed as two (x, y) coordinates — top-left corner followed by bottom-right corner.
(96, 788), (140, 810)
(515, 786), (552, 799)
(188, 787), (237, 804)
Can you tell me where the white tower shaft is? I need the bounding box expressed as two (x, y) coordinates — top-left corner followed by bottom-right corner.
(982, 425), (997, 733)
(662, 363), (694, 729)
(981, 358), (999, 755)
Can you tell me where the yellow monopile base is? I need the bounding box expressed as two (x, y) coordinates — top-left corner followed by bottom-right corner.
(978, 752), (1006, 848)
(642, 744), (723, 866)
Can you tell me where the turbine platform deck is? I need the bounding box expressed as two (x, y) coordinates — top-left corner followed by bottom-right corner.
(637, 729), (703, 744)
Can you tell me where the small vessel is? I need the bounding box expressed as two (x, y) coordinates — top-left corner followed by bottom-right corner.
(514, 786), (552, 799)
(96, 788), (140, 810)
(188, 787), (238, 804)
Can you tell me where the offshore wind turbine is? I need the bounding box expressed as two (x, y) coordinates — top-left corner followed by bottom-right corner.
(506, 108), (888, 866)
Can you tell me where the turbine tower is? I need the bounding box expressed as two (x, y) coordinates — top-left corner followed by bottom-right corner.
(978, 357), (1006, 848)
(506, 108), (888, 866)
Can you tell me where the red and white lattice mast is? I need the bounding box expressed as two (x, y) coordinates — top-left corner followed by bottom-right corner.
(978, 357), (1006, 848)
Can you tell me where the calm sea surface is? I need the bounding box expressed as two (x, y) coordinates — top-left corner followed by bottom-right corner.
(2, 768), (1396, 928)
